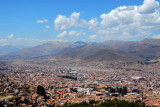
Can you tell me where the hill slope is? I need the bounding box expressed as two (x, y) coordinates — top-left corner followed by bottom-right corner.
(57, 44), (143, 61)
(103, 39), (160, 59)
(1, 38), (160, 62)
(1, 42), (87, 60)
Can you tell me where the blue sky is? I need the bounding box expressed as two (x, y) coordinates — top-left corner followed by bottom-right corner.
(0, 0), (160, 46)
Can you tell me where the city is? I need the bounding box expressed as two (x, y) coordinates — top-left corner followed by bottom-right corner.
(0, 58), (160, 106)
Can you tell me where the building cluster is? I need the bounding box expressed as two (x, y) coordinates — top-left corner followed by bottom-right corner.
(0, 61), (160, 106)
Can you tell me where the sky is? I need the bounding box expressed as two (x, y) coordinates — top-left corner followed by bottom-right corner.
(0, 0), (160, 47)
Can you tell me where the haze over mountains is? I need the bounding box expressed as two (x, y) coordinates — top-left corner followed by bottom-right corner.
(0, 45), (20, 56)
(1, 38), (160, 62)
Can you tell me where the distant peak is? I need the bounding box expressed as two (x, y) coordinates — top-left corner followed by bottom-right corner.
(141, 38), (160, 41)
(75, 41), (86, 44)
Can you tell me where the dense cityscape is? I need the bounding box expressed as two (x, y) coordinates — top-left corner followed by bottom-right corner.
(0, 58), (160, 106)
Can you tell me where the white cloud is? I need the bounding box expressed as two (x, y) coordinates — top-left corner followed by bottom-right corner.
(8, 34), (14, 39)
(139, 0), (159, 14)
(54, 12), (99, 31)
(68, 30), (78, 36)
(57, 30), (86, 38)
(54, 12), (88, 30)
(152, 35), (160, 39)
(0, 39), (8, 46)
(97, 0), (160, 40)
(68, 30), (86, 37)
(0, 38), (63, 47)
(89, 35), (97, 39)
(37, 19), (48, 23)
(0, 39), (7, 42)
(53, 0), (160, 41)
(100, 6), (138, 28)
(88, 18), (98, 30)
(57, 31), (67, 38)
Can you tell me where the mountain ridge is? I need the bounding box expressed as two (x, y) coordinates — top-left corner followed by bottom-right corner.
(1, 38), (160, 62)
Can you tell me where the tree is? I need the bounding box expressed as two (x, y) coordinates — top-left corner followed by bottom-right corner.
(122, 87), (127, 96)
(37, 85), (47, 100)
(70, 88), (78, 92)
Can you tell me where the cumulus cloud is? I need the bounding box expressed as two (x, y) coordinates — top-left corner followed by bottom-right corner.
(88, 18), (98, 30)
(54, 12), (88, 30)
(68, 30), (77, 36)
(68, 30), (86, 37)
(37, 19), (48, 23)
(100, 0), (160, 29)
(57, 31), (67, 38)
(54, 12), (99, 31)
(57, 30), (86, 38)
(98, 0), (160, 40)
(89, 35), (97, 40)
(54, 0), (160, 41)
(139, 0), (159, 14)
(8, 34), (14, 39)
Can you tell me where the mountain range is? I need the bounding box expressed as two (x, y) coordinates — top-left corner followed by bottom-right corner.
(0, 45), (20, 56)
(1, 38), (160, 62)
